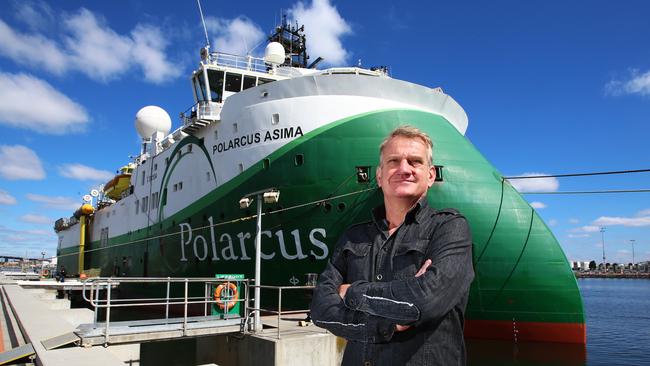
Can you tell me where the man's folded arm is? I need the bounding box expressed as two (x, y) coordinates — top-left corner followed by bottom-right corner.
(310, 244), (396, 343)
(343, 216), (475, 326)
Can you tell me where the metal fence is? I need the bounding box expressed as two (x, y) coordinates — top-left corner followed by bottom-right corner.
(81, 277), (317, 344)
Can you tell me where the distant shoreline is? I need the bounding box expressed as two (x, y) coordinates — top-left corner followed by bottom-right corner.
(575, 272), (650, 279)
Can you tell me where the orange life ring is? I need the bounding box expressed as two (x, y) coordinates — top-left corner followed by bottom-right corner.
(213, 282), (239, 310)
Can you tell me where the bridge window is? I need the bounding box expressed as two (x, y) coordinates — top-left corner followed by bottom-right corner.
(243, 75), (256, 90)
(225, 72), (242, 92)
(258, 78), (273, 85)
(207, 70), (224, 103)
(193, 75), (206, 102)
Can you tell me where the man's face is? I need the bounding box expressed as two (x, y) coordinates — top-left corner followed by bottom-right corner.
(376, 136), (436, 202)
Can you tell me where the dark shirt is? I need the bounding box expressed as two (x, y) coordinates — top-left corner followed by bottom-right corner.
(310, 200), (474, 366)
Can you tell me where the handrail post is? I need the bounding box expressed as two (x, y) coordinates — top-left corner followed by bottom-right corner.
(93, 283), (99, 325)
(254, 193), (263, 332)
(104, 279), (112, 345)
(183, 278), (188, 336)
(165, 277), (170, 320)
(204, 281), (208, 317)
(277, 287), (282, 339)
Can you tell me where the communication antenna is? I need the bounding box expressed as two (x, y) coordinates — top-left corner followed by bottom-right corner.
(196, 0), (210, 48)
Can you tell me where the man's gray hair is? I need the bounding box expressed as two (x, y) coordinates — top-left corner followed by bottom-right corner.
(379, 125), (433, 165)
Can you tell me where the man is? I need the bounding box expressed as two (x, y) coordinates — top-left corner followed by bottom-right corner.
(58, 265), (66, 283)
(311, 126), (474, 365)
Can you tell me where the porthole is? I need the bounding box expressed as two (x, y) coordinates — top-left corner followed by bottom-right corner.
(337, 203), (346, 212)
(263, 158), (270, 169)
(294, 154), (304, 166)
(434, 165), (444, 182)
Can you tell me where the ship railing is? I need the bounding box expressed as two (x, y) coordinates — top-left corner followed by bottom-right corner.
(180, 101), (222, 127)
(207, 51), (299, 78)
(81, 277), (251, 345)
(208, 52), (268, 73)
(247, 284), (320, 339)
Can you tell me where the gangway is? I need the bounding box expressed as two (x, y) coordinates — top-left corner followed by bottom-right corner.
(69, 277), (251, 347)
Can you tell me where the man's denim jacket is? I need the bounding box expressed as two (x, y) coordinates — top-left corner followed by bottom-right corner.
(310, 201), (475, 365)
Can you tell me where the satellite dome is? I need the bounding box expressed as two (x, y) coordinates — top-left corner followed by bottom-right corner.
(264, 42), (286, 65)
(135, 106), (171, 139)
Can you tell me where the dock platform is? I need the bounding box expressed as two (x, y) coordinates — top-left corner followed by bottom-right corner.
(0, 277), (343, 365)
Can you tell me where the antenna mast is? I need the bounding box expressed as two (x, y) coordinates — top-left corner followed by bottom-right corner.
(197, 0), (210, 48)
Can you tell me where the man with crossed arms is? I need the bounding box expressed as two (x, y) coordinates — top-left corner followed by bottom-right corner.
(311, 126), (474, 365)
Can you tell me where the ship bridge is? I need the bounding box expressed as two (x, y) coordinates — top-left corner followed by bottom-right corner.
(180, 52), (315, 134)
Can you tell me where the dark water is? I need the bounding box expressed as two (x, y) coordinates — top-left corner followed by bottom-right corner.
(467, 278), (650, 366)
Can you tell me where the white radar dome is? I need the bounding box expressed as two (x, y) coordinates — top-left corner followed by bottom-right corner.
(264, 42), (286, 65)
(135, 106), (172, 139)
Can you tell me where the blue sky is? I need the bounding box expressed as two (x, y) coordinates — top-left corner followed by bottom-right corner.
(0, 0), (648, 264)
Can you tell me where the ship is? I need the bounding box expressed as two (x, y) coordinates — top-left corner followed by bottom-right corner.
(55, 18), (585, 344)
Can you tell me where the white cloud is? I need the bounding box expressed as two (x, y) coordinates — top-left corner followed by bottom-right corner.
(0, 19), (68, 74)
(530, 201), (546, 209)
(0, 6), (181, 84)
(548, 219), (558, 226)
(606, 69), (650, 97)
(131, 25), (182, 83)
(20, 214), (52, 225)
(205, 16), (265, 56)
(506, 172), (559, 193)
(568, 218), (580, 224)
(0, 72), (89, 134)
(572, 225), (601, 233)
(0, 145), (46, 180)
(0, 189), (17, 205)
(637, 209), (650, 216)
(26, 193), (79, 211)
(63, 8), (134, 82)
(13, 0), (55, 32)
(593, 215), (650, 227)
(289, 0), (352, 66)
(568, 234), (590, 238)
(58, 163), (113, 182)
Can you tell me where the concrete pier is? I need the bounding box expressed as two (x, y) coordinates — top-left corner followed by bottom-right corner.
(1, 284), (130, 365)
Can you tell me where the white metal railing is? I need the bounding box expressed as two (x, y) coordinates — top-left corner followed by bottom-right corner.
(206, 52), (302, 78)
(80, 277), (320, 343)
(82, 277), (250, 345)
(181, 101), (222, 127)
(208, 52), (268, 73)
(248, 284), (317, 339)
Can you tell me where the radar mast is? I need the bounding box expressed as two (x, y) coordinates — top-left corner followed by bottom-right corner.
(268, 15), (310, 68)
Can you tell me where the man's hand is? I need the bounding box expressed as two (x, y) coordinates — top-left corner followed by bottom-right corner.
(396, 259), (432, 332)
(338, 283), (351, 299)
(415, 259), (432, 277)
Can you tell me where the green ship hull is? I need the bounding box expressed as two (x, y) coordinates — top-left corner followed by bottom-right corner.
(58, 109), (585, 344)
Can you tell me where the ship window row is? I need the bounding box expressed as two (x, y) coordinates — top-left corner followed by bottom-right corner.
(195, 70), (275, 103)
(173, 182), (183, 192)
(134, 192), (160, 214)
(100, 227), (109, 248)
